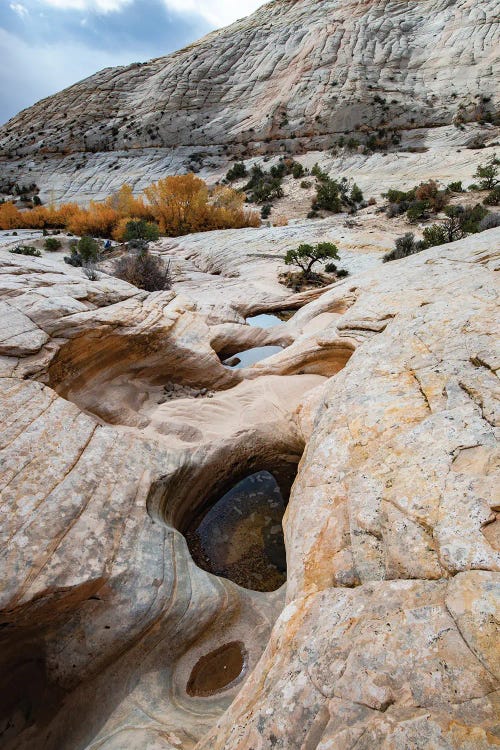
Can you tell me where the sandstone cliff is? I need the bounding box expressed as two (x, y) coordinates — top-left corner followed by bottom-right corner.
(0, 0), (498, 200)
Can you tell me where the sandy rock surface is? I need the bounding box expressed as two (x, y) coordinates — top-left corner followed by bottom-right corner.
(0, 225), (498, 749)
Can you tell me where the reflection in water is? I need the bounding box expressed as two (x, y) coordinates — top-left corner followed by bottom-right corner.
(223, 345), (283, 369)
(185, 471), (288, 591)
(246, 310), (295, 328)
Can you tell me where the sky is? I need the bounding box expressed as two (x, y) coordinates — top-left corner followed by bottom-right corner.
(0, 0), (264, 124)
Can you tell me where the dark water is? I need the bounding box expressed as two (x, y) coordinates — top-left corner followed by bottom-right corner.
(223, 345), (283, 369)
(185, 471), (287, 591)
(186, 642), (246, 697)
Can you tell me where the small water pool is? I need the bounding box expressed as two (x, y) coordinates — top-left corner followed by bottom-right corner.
(223, 345), (283, 369)
(246, 310), (295, 328)
(185, 470), (288, 591)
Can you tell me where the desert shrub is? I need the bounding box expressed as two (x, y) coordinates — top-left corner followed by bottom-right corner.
(119, 219), (159, 243)
(457, 203), (488, 233)
(446, 181), (463, 193)
(483, 186), (500, 206)
(406, 201), (430, 223)
(292, 162), (305, 179)
(300, 180), (312, 189)
(420, 224), (448, 248)
(145, 175), (259, 234)
(473, 154), (499, 190)
(261, 204), (272, 219)
(284, 242), (339, 278)
(311, 164), (329, 181)
(0, 202), (25, 229)
(384, 188), (416, 204)
(383, 233), (421, 262)
(315, 178), (342, 212)
(244, 166), (284, 203)
(114, 249), (172, 291)
(44, 237), (62, 252)
(386, 202), (408, 218)
(67, 201), (119, 238)
(82, 262), (99, 280)
(324, 262), (337, 273)
(478, 212), (500, 231)
(0, 176), (259, 238)
(108, 184), (153, 221)
(9, 245), (41, 257)
(337, 268), (349, 278)
(350, 183), (364, 204)
(33, 195), (42, 206)
(226, 162), (247, 182)
(273, 215), (288, 227)
(65, 235), (100, 267)
(414, 180), (449, 212)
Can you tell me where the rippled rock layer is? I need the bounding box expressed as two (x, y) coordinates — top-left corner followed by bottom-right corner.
(0, 0), (498, 199)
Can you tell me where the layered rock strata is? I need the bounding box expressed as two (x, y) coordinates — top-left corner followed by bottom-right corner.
(0, 0), (498, 199)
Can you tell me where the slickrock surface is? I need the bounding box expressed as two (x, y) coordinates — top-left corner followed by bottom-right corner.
(0, 0), (498, 199)
(0, 226), (498, 749)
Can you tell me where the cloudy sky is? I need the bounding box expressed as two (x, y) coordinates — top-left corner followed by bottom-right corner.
(0, 0), (264, 124)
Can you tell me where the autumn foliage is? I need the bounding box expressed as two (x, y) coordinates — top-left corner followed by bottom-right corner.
(0, 176), (259, 237)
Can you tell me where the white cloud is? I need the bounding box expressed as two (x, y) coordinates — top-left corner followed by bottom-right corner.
(10, 2), (29, 17)
(39, 0), (132, 13)
(162, 0), (264, 26)
(38, 0), (265, 24)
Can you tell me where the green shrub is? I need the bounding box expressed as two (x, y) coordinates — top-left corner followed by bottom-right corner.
(292, 162), (305, 179)
(483, 186), (500, 206)
(421, 224), (448, 248)
(261, 204), (272, 219)
(383, 233), (421, 263)
(457, 203), (488, 233)
(244, 165), (284, 203)
(65, 235), (100, 267)
(315, 178), (342, 212)
(325, 262), (337, 273)
(473, 154), (499, 190)
(350, 183), (364, 204)
(226, 162), (247, 182)
(311, 164), (329, 181)
(446, 181), (463, 193)
(300, 180), (312, 189)
(9, 245), (41, 257)
(44, 237), (62, 252)
(33, 195), (42, 206)
(284, 242), (339, 278)
(406, 201), (430, 223)
(123, 219), (159, 243)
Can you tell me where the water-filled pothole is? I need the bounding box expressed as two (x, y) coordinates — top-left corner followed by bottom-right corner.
(184, 469), (291, 591)
(246, 310), (295, 328)
(186, 641), (246, 697)
(223, 345), (284, 369)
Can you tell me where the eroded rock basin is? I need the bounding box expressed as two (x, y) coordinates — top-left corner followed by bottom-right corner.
(184, 470), (289, 592)
(223, 346), (284, 369)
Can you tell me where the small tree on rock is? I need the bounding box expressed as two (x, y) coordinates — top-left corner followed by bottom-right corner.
(473, 154), (499, 191)
(284, 242), (339, 278)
